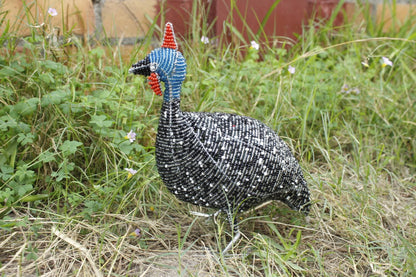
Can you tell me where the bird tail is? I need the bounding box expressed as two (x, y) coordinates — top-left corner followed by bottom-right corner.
(275, 178), (311, 215)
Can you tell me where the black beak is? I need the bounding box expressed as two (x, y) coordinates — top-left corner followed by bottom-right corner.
(129, 56), (151, 76)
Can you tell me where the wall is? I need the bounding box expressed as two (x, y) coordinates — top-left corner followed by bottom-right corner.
(1, 0), (415, 45)
(0, 0), (158, 42)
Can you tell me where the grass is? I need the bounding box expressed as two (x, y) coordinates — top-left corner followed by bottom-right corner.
(1, 0), (416, 275)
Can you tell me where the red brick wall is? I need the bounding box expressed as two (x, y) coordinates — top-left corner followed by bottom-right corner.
(1, 0), (415, 42)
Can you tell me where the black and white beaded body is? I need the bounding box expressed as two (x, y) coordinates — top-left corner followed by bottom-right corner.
(130, 23), (310, 253)
(157, 99), (309, 213)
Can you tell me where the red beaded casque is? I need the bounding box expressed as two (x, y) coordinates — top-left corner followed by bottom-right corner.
(161, 23), (177, 50)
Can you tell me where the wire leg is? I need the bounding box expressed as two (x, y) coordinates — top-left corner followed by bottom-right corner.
(190, 209), (221, 218)
(222, 209), (241, 255)
(222, 228), (240, 255)
(190, 210), (222, 225)
(190, 209), (242, 254)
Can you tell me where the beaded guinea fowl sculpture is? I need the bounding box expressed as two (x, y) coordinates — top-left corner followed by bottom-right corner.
(129, 23), (310, 254)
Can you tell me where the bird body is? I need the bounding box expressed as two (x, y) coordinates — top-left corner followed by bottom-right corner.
(130, 23), (310, 253)
(156, 98), (309, 213)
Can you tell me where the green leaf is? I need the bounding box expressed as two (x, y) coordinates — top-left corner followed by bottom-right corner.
(20, 194), (49, 202)
(17, 184), (33, 197)
(0, 116), (15, 132)
(41, 89), (71, 106)
(59, 140), (83, 156)
(285, 261), (305, 271)
(59, 103), (83, 115)
(0, 164), (14, 181)
(10, 98), (39, 117)
(0, 67), (16, 77)
(0, 85), (14, 99)
(51, 170), (65, 182)
(51, 161), (75, 181)
(89, 48), (105, 59)
(40, 60), (68, 75)
(38, 72), (54, 84)
(16, 166), (35, 183)
(82, 200), (103, 218)
(3, 139), (18, 167)
(17, 132), (35, 146)
(38, 151), (56, 163)
(0, 188), (13, 204)
(0, 116), (30, 133)
(0, 64), (23, 77)
(118, 141), (144, 155)
(89, 115), (113, 128)
(92, 89), (112, 99)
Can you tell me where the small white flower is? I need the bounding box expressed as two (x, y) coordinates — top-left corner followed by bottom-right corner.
(340, 84), (360, 95)
(288, 65), (295, 74)
(124, 130), (136, 143)
(341, 84), (350, 93)
(201, 36), (209, 44)
(381, 57), (393, 67)
(125, 168), (138, 179)
(250, 41), (259, 50)
(361, 61), (369, 67)
(48, 8), (58, 17)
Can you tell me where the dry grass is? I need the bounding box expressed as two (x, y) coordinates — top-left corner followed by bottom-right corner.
(1, 167), (415, 276)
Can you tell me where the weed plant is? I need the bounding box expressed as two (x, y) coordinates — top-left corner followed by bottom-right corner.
(0, 0), (415, 275)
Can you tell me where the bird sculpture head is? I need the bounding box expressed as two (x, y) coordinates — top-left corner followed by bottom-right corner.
(129, 23), (187, 101)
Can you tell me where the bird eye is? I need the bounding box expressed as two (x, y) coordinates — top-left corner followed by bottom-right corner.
(150, 63), (157, 72)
